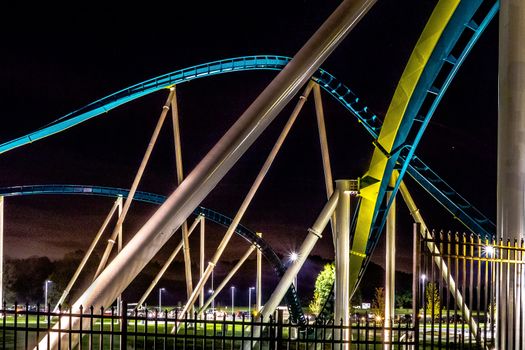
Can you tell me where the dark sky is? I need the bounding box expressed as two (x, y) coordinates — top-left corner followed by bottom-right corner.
(0, 1), (497, 303)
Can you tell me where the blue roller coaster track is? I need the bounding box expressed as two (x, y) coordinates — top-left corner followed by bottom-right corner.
(0, 184), (306, 324)
(0, 0), (498, 325)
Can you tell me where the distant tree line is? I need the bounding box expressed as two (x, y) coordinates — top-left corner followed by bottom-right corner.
(3, 250), (91, 307)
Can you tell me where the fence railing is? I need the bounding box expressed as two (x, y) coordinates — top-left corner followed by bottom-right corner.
(0, 303), (415, 349)
(417, 230), (521, 350)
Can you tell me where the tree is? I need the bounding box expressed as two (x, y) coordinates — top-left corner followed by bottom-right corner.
(372, 287), (385, 320)
(425, 282), (440, 317)
(395, 290), (412, 309)
(309, 263), (335, 315)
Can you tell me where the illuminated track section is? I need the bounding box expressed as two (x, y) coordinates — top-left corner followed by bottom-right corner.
(0, 54), (493, 239)
(349, 0), (492, 295)
(0, 184), (305, 324)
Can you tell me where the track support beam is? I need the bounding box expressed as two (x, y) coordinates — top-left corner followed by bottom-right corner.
(497, 0), (525, 348)
(37, 0), (376, 345)
(94, 88), (177, 279)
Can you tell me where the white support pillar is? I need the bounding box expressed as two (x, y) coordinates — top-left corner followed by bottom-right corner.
(498, 1), (525, 348)
(0, 196), (3, 308)
(313, 84), (336, 247)
(334, 180), (352, 349)
(245, 192), (339, 350)
(179, 81), (315, 317)
(256, 232), (262, 312)
(171, 85), (194, 307)
(199, 216), (205, 308)
(384, 185), (396, 349)
(116, 196), (123, 316)
(398, 177), (478, 339)
(94, 88), (177, 279)
(37, 1), (376, 346)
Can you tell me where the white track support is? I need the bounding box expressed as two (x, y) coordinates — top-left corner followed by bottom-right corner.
(94, 88), (177, 278)
(256, 232), (262, 312)
(498, 1), (525, 347)
(201, 246), (255, 313)
(313, 84), (336, 246)
(246, 192), (339, 350)
(38, 2), (376, 345)
(116, 196), (123, 317)
(0, 196), (3, 308)
(136, 216), (202, 308)
(199, 216), (205, 308)
(179, 81), (315, 317)
(334, 180), (351, 349)
(54, 198), (121, 312)
(398, 178), (478, 339)
(384, 180), (396, 350)
(171, 85), (193, 305)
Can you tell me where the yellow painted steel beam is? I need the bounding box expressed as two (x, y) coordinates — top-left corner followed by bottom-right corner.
(349, 0), (461, 294)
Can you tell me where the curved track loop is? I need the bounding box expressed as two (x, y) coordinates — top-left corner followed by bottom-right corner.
(0, 184), (305, 324)
(313, 0), (498, 323)
(0, 0), (498, 322)
(0, 55), (493, 239)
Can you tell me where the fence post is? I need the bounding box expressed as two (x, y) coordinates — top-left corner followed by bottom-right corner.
(121, 301), (127, 350)
(276, 309), (284, 349)
(412, 222), (421, 349)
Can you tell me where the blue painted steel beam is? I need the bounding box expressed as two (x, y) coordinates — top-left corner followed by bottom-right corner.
(0, 54), (494, 240)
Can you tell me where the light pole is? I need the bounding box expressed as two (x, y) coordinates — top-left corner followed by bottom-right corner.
(231, 286), (235, 317)
(248, 287), (255, 317)
(44, 280), (52, 312)
(159, 287), (165, 312)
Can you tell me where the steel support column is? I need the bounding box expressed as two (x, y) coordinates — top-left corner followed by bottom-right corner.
(179, 81), (315, 317)
(116, 196), (123, 317)
(94, 88), (177, 278)
(256, 232), (262, 312)
(497, 0), (525, 348)
(384, 183), (396, 349)
(38, 1), (376, 346)
(171, 85), (193, 307)
(199, 216), (205, 308)
(246, 191), (339, 350)
(335, 180), (352, 349)
(313, 84), (336, 247)
(0, 197), (3, 308)
(398, 177), (478, 339)
(261, 192), (339, 319)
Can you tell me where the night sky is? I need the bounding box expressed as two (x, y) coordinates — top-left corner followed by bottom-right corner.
(0, 1), (497, 304)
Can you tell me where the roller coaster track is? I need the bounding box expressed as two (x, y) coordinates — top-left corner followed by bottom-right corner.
(0, 54), (494, 240)
(0, 184), (305, 324)
(316, 0), (499, 323)
(0, 0), (498, 324)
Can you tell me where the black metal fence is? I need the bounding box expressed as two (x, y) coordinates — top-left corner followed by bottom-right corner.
(0, 304), (415, 349)
(418, 229), (505, 349)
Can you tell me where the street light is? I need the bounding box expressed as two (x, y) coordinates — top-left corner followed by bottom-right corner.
(159, 288), (166, 312)
(248, 287), (255, 317)
(483, 245), (495, 257)
(230, 286), (235, 316)
(44, 280), (52, 312)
